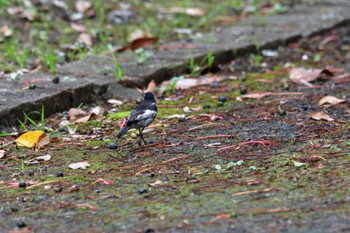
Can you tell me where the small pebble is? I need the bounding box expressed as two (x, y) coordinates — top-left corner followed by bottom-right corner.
(17, 220), (27, 228)
(278, 109), (287, 116)
(18, 181), (26, 188)
(301, 103), (308, 111)
(29, 84), (36, 90)
(138, 188), (148, 194)
(44, 185), (51, 190)
(52, 76), (60, 84)
(218, 96), (227, 102)
(56, 172), (64, 177)
(144, 228), (155, 233)
(240, 86), (247, 95)
(108, 142), (118, 150)
(203, 103), (211, 109)
(212, 81), (220, 88)
(218, 101), (224, 107)
(240, 76), (247, 82)
(153, 149), (160, 153)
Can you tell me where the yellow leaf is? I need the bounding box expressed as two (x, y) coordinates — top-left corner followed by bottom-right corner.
(15, 131), (48, 148)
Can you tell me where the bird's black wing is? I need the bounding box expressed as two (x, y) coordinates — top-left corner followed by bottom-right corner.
(127, 101), (157, 123)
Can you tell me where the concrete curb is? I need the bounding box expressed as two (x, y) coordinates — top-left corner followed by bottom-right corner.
(1, 0), (350, 127)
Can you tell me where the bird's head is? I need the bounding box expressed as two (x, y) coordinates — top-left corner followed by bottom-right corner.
(144, 92), (156, 102)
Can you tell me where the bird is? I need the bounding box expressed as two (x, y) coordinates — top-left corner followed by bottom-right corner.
(116, 92), (157, 145)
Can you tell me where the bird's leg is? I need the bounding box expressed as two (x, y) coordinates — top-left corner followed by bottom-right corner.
(139, 128), (147, 145)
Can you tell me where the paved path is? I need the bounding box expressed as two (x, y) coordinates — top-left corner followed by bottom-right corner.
(1, 0), (350, 127)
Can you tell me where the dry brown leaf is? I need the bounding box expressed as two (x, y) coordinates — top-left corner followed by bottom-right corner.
(175, 76), (224, 90)
(289, 68), (333, 86)
(69, 161), (91, 169)
(78, 33), (92, 46)
(36, 134), (50, 149)
(0, 25), (13, 37)
(311, 112), (334, 121)
(130, 37), (158, 51)
(74, 113), (96, 123)
(0, 150), (6, 159)
(317, 96), (346, 105)
(75, 0), (92, 13)
(146, 80), (156, 92)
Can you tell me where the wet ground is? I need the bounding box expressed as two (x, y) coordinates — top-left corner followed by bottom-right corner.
(1, 26), (350, 233)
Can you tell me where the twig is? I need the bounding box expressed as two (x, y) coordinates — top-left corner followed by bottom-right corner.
(195, 134), (234, 141)
(75, 203), (99, 211)
(187, 123), (224, 132)
(26, 180), (62, 190)
(231, 187), (282, 197)
(134, 166), (164, 176)
(218, 140), (278, 152)
(162, 155), (190, 164)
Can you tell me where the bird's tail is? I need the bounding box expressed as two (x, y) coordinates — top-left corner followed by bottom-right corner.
(116, 126), (130, 139)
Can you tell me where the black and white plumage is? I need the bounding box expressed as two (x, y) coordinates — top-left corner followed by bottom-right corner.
(116, 92), (157, 145)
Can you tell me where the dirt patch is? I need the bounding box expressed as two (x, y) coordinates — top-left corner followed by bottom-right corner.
(1, 26), (350, 232)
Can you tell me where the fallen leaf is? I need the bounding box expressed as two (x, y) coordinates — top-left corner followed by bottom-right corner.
(75, 0), (92, 13)
(15, 131), (48, 148)
(73, 113), (96, 123)
(175, 75), (225, 90)
(69, 161), (91, 169)
(0, 150), (6, 158)
(130, 37), (158, 51)
(68, 108), (87, 117)
(148, 180), (164, 187)
(78, 33), (92, 46)
(317, 96), (346, 105)
(107, 99), (123, 106)
(90, 106), (103, 115)
(36, 154), (51, 161)
(71, 23), (87, 32)
(146, 80), (156, 92)
(36, 134), (50, 149)
(317, 163), (323, 169)
(293, 160), (307, 167)
(159, 7), (205, 16)
(0, 25), (13, 37)
(311, 112), (334, 121)
(289, 68), (333, 86)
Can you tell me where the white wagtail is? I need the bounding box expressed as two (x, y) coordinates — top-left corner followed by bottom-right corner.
(116, 92), (157, 145)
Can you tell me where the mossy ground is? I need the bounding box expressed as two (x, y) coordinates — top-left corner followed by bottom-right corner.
(1, 25), (350, 233)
